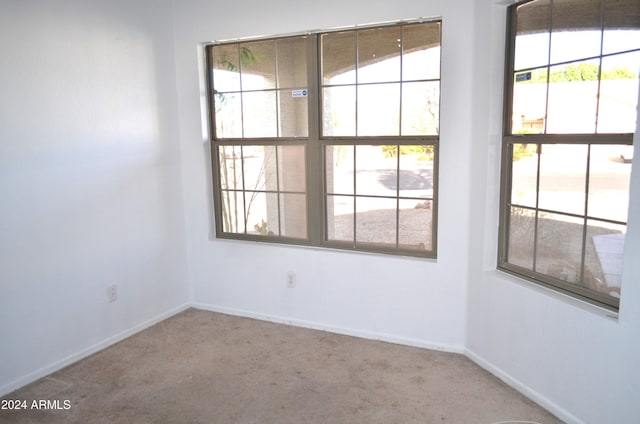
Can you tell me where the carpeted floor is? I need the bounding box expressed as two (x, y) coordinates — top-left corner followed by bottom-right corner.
(1, 309), (562, 423)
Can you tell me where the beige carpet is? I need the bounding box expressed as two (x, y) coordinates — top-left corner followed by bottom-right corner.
(1, 309), (562, 423)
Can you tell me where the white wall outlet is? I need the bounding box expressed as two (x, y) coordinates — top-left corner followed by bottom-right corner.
(286, 272), (296, 288)
(107, 284), (118, 303)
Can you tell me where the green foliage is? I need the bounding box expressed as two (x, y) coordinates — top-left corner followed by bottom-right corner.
(215, 46), (259, 110)
(512, 143), (537, 161)
(602, 67), (637, 80)
(519, 64), (636, 84)
(381, 145), (434, 160)
(554, 63), (598, 82)
(219, 46), (258, 72)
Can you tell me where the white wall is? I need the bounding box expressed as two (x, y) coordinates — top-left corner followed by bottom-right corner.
(172, 0), (476, 352)
(1, 0), (638, 422)
(0, 0), (189, 394)
(465, 2), (640, 424)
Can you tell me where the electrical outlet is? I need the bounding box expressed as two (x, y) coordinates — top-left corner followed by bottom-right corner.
(286, 272), (296, 288)
(107, 285), (118, 303)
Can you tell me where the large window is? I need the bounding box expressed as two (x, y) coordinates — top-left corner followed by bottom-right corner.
(207, 21), (441, 257)
(500, 0), (639, 310)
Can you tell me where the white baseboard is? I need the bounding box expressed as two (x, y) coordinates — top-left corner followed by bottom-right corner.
(0, 303), (190, 397)
(465, 348), (582, 424)
(190, 302), (466, 354)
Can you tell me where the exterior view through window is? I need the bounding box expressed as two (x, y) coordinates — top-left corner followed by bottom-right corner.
(500, 0), (639, 310)
(207, 21), (441, 257)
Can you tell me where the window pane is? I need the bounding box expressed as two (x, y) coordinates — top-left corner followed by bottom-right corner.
(358, 26), (401, 84)
(221, 190), (246, 234)
(326, 194), (354, 242)
(550, 0), (602, 65)
(245, 191), (279, 236)
(535, 212), (584, 284)
(507, 206), (536, 270)
(322, 31), (356, 85)
(280, 193), (307, 239)
(597, 52), (640, 134)
(219, 145), (243, 190)
(277, 90), (308, 138)
(322, 86), (356, 136)
(214, 92), (242, 138)
(546, 60), (599, 133)
(276, 36), (308, 89)
(356, 145), (397, 197)
(602, 0), (640, 55)
(398, 199), (431, 250)
(514, 0), (550, 71)
(218, 144), (308, 239)
(211, 44), (241, 93)
(355, 196), (397, 246)
(402, 23), (441, 81)
(357, 83), (400, 136)
(240, 40), (276, 91)
(278, 145), (307, 193)
(210, 24), (439, 256)
(326, 145), (354, 195)
(588, 221), (626, 298)
(603, 29), (640, 57)
(503, 0), (632, 308)
(401, 82), (439, 135)
(510, 143), (538, 208)
(242, 91), (277, 138)
(512, 71), (547, 134)
(243, 146), (278, 192)
(398, 146), (434, 198)
(538, 144), (587, 215)
(588, 144), (632, 222)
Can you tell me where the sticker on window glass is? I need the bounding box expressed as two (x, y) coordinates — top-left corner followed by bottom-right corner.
(515, 72), (532, 82)
(292, 89), (308, 98)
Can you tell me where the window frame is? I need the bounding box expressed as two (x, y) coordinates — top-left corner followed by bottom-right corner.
(498, 0), (637, 311)
(205, 20), (441, 259)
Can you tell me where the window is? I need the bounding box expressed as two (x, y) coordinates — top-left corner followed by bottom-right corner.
(499, 0), (639, 310)
(207, 21), (441, 257)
